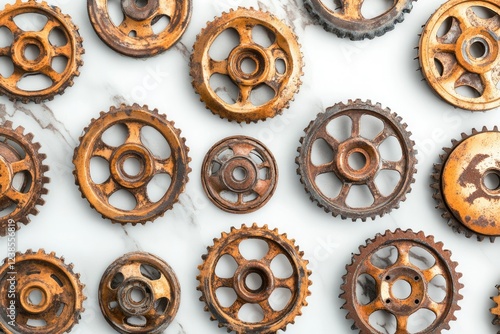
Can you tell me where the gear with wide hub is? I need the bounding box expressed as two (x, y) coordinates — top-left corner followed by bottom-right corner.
(190, 8), (303, 123)
(197, 223), (312, 333)
(0, 0), (84, 103)
(73, 104), (190, 225)
(432, 127), (500, 242)
(88, 0), (191, 57)
(99, 252), (181, 334)
(0, 121), (49, 236)
(341, 229), (463, 333)
(296, 99), (417, 221)
(419, 0), (500, 111)
(304, 0), (415, 40)
(0, 249), (85, 334)
(201, 136), (278, 214)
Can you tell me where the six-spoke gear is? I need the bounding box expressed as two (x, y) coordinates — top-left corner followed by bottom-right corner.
(341, 229), (463, 333)
(197, 224), (312, 333)
(99, 252), (181, 334)
(190, 8), (304, 123)
(73, 104), (191, 225)
(296, 99), (417, 221)
(419, 0), (500, 111)
(88, 0), (191, 57)
(201, 136), (278, 213)
(0, 121), (49, 236)
(0, 0), (84, 103)
(0, 249), (85, 334)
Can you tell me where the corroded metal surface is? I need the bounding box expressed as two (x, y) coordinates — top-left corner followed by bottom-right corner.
(491, 285), (500, 331)
(99, 252), (180, 334)
(197, 224), (312, 333)
(419, 0), (500, 111)
(73, 104), (190, 225)
(341, 229), (463, 333)
(201, 136), (278, 213)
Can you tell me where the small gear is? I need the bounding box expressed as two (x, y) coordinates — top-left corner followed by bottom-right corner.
(418, 0), (500, 111)
(88, 0), (191, 57)
(190, 7), (304, 123)
(491, 285), (500, 331)
(197, 223), (312, 333)
(73, 104), (191, 225)
(0, 0), (84, 103)
(296, 99), (417, 221)
(0, 249), (85, 334)
(0, 120), (49, 236)
(99, 252), (181, 334)
(304, 0), (415, 40)
(340, 229), (463, 333)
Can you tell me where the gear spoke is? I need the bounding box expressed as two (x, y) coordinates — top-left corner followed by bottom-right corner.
(234, 22), (254, 45)
(358, 258), (385, 281)
(53, 44), (72, 58)
(262, 240), (284, 264)
(10, 157), (32, 173)
(382, 159), (405, 174)
(309, 161), (336, 176)
(97, 177), (120, 197)
(223, 298), (245, 318)
(159, 0), (176, 17)
(254, 179), (271, 197)
(367, 180), (384, 202)
(421, 297), (446, 315)
(9, 67), (26, 84)
(133, 186), (151, 207)
(259, 299), (275, 319)
(41, 19), (59, 35)
(341, 0), (364, 20)
(40, 65), (60, 83)
(125, 121), (144, 144)
(150, 274), (172, 298)
(154, 156), (174, 175)
(2, 19), (21, 36)
(209, 58), (229, 75)
(349, 112), (362, 138)
(5, 187), (29, 205)
(237, 84), (252, 105)
(276, 277), (295, 290)
(213, 275), (234, 289)
(358, 299), (385, 318)
(0, 46), (10, 56)
(222, 242), (246, 266)
(422, 263), (445, 282)
(372, 129), (391, 146)
(333, 182), (352, 204)
(394, 242), (411, 267)
(395, 314), (409, 333)
(92, 139), (114, 160)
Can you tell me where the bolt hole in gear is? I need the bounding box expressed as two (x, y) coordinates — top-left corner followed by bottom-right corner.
(296, 99), (417, 221)
(0, 249), (85, 334)
(418, 0), (500, 111)
(190, 8), (304, 123)
(73, 104), (190, 225)
(0, 0), (84, 103)
(87, 0), (192, 57)
(340, 229), (463, 333)
(197, 224), (312, 333)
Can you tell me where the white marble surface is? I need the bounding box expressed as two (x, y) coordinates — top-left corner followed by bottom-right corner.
(0, 0), (500, 333)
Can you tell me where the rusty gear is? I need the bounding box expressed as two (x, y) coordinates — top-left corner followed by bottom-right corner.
(304, 0), (415, 40)
(201, 136), (278, 214)
(491, 285), (500, 330)
(418, 0), (500, 111)
(0, 0), (84, 103)
(432, 127), (500, 242)
(197, 223), (312, 333)
(0, 249), (85, 334)
(190, 8), (304, 123)
(99, 252), (181, 334)
(73, 104), (191, 225)
(340, 229), (463, 333)
(0, 121), (49, 236)
(296, 99), (417, 221)
(87, 0), (191, 58)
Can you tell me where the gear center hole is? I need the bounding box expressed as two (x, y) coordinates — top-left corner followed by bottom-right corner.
(24, 44), (41, 61)
(232, 166), (248, 181)
(130, 287), (146, 303)
(483, 170), (500, 191)
(241, 57), (257, 74)
(348, 151), (367, 171)
(28, 288), (44, 306)
(391, 279), (412, 300)
(134, 0), (148, 8)
(123, 156), (143, 178)
(244, 272), (264, 292)
(469, 38), (488, 59)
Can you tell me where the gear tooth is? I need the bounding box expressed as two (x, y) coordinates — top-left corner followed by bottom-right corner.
(482, 125), (488, 132)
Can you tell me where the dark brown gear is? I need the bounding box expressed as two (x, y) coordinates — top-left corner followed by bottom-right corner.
(201, 136), (278, 214)
(0, 249), (85, 334)
(87, 0), (191, 58)
(418, 0), (500, 111)
(190, 7), (304, 123)
(296, 99), (417, 221)
(197, 223), (312, 333)
(340, 229), (463, 333)
(73, 104), (191, 225)
(98, 252), (181, 334)
(432, 127), (500, 242)
(0, 120), (49, 236)
(491, 285), (500, 331)
(0, 0), (84, 103)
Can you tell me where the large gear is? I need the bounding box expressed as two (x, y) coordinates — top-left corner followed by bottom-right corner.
(197, 223), (311, 333)
(304, 0), (415, 40)
(73, 104), (191, 225)
(190, 7), (304, 123)
(296, 99), (417, 221)
(340, 229), (463, 333)
(0, 121), (49, 236)
(0, 249), (85, 334)
(0, 0), (84, 103)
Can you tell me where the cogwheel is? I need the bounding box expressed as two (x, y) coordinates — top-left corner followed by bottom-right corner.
(73, 104), (191, 225)
(432, 126), (500, 242)
(0, 249), (85, 334)
(0, 0), (84, 103)
(0, 120), (49, 236)
(197, 223), (312, 333)
(340, 229), (463, 333)
(491, 285), (500, 330)
(296, 99), (417, 221)
(190, 7), (304, 123)
(303, 0), (415, 40)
